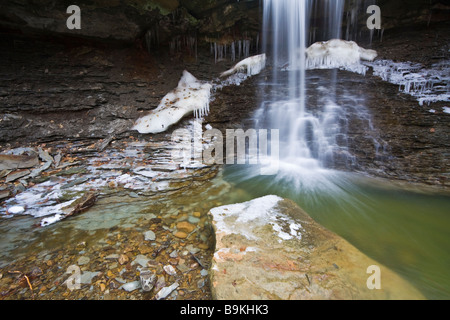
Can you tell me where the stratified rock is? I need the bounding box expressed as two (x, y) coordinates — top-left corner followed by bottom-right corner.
(209, 195), (425, 300)
(0, 154), (39, 171)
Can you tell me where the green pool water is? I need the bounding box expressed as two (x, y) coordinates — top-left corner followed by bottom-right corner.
(221, 165), (450, 300)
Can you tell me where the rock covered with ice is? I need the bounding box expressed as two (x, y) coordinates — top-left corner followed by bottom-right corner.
(306, 39), (377, 74)
(210, 195), (302, 242)
(219, 53), (266, 78)
(364, 59), (450, 106)
(209, 196), (425, 300)
(133, 71), (212, 134)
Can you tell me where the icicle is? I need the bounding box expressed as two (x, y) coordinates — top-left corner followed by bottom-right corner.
(365, 59), (450, 105)
(305, 39), (376, 75)
(231, 42), (236, 62)
(133, 71), (212, 134)
(220, 54), (266, 78)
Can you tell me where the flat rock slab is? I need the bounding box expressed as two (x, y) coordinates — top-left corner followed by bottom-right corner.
(209, 195), (424, 300)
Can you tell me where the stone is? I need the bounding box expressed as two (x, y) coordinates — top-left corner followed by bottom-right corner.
(176, 263), (190, 273)
(163, 265), (177, 276)
(0, 190), (10, 200)
(139, 269), (156, 292)
(5, 169), (30, 182)
(121, 281), (141, 292)
(138, 245), (152, 255)
(132, 255), (150, 268)
(77, 256), (90, 266)
(197, 279), (205, 289)
(209, 196), (425, 300)
(169, 250), (178, 258)
(0, 153), (39, 171)
(186, 245), (200, 254)
(173, 231), (188, 239)
(80, 271), (100, 285)
(187, 216), (200, 224)
(200, 269), (208, 277)
(176, 221), (195, 233)
(155, 282), (179, 300)
(105, 254), (120, 260)
(144, 230), (156, 241)
(118, 254), (129, 265)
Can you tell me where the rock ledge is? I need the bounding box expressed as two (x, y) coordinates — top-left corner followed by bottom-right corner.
(209, 195), (424, 300)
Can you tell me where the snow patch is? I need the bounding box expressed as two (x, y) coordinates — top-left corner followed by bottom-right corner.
(305, 39), (377, 75)
(220, 54), (266, 78)
(210, 195), (303, 242)
(132, 71), (212, 134)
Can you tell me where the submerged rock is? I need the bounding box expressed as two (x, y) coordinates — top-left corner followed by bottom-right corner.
(155, 282), (179, 300)
(209, 195), (425, 300)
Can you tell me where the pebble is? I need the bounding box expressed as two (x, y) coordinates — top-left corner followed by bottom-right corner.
(176, 221), (196, 233)
(197, 279), (205, 289)
(80, 271), (100, 285)
(132, 255), (150, 268)
(118, 254), (129, 265)
(105, 254), (119, 260)
(77, 256), (90, 266)
(186, 245), (200, 254)
(173, 231), (188, 239)
(169, 250), (178, 258)
(163, 265), (177, 276)
(200, 269), (208, 277)
(198, 243), (209, 250)
(144, 230), (156, 241)
(176, 263), (190, 273)
(121, 281), (141, 292)
(155, 282), (179, 300)
(193, 212), (201, 218)
(188, 216), (200, 224)
(154, 275), (166, 291)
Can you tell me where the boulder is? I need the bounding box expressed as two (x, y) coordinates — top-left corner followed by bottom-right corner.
(209, 195), (424, 300)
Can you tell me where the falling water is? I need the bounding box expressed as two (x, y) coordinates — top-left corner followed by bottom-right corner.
(261, 0), (343, 174)
(256, 0), (387, 190)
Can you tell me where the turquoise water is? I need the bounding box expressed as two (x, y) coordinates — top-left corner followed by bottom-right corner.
(222, 165), (450, 299)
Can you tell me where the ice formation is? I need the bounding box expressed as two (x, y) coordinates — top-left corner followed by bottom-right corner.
(132, 71), (212, 134)
(306, 39), (377, 74)
(220, 54), (267, 78)
(364, 60), (450, 106)
(209, 195), (303, 242)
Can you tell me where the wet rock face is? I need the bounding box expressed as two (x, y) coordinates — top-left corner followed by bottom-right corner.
(0, 0), (261, 44)
(209, 196), (425, 300)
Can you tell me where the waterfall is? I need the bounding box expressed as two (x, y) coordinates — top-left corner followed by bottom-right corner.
(257, 0), (383, 186)
(261, 0), (345, 167)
